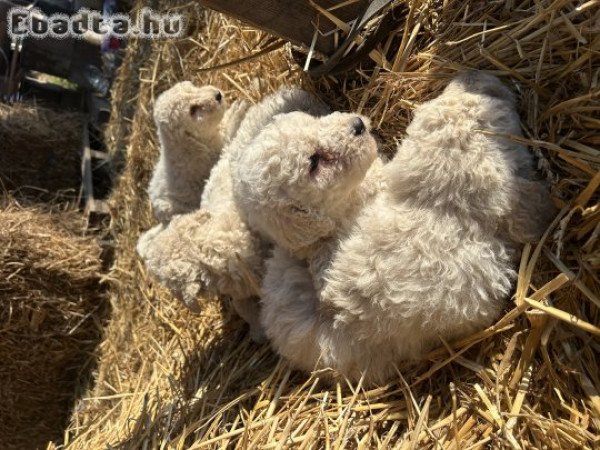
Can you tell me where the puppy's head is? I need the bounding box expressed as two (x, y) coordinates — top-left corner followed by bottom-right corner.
(153, 81), (225, 136)
(443, 70), (517, 105)
(235, 111), (378, 252)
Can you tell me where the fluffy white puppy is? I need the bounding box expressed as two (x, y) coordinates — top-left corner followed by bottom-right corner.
(241, 72), (555, 382)
(232, 111), (384, 259)
(137, 88), (329, 339)
(148, 81), (248, 223)
(229, 106), (385, 339)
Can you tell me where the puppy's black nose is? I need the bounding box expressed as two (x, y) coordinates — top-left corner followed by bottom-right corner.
(352, 117), (365, 136)
(215, 91), (222, 103)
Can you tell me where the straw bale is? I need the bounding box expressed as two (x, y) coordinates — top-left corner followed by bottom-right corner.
(0, 197), (105, 450)
(0, 103), (83, 200)
(67, 0), (599, 448)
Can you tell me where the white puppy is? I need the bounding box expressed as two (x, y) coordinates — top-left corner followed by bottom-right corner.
(232, 111), (384, 259)
(137, 88), (329, 340)
(236, 72), (555, 382)
(148, 81), (248, 223)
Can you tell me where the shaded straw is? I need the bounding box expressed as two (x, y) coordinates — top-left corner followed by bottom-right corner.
(0, 103), (83, 200)
(0, 196), (104, 450)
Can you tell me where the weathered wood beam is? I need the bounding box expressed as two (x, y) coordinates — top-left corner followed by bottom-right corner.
(197, 0), (366, 54)
(81, 122), (109, 216)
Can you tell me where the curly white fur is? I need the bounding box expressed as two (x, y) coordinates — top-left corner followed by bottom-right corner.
(233, 111), (383, 259)
(137, 87), (329, 339)
(147, 81), (248, 223)
(238, 72), (555, 382)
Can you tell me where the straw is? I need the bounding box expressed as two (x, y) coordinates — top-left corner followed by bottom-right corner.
(0, 195), (104, 450)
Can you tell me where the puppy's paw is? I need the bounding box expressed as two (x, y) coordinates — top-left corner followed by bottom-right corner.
(136, 223), (165, 260)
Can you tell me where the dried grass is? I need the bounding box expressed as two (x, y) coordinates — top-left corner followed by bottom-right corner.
(66, 0), (599, 448)
(0, 196), (105, 450)
(0, 102), (83, 200)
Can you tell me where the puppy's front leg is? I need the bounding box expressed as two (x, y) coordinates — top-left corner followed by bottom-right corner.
(260, 248), (322, 372)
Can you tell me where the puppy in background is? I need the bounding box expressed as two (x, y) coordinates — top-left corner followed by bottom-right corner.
(148, 81), (248, 223)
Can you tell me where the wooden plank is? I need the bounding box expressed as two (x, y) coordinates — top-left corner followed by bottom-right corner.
(21, 77), (84, 109)
(90, 149), (109, 160)
(81, 122), (95, 213)
(197, 0), (366, 54)
(81, 123), (110, 215)
(90, 199), (109, 215)
(87, 92), (111, 126)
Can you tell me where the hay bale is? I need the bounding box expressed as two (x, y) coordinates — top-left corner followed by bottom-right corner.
(0, 197), (104, 450)
(0, 102), (83, 199)
(67, 0), (599, 448)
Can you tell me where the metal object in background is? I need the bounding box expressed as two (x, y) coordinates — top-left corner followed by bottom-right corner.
(196, 0), (399, 76)
(306, 0), (398, 76)
(197, 0), (367, 56)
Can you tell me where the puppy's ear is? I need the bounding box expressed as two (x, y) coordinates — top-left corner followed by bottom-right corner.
(270, 204), (336, 253)
(505, 178), (555, 243)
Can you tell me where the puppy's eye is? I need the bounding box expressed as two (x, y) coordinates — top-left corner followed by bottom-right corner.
(190, 105), (202, 117)
(309, 153), (320, 174)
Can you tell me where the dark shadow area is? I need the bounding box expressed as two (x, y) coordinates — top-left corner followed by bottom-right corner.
(0, 97), (113, 450)
(0, 205), (111, 450)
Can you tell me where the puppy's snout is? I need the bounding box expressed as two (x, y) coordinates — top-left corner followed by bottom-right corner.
(352, 117), (366, 136)
(215, 91), (223, 103)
